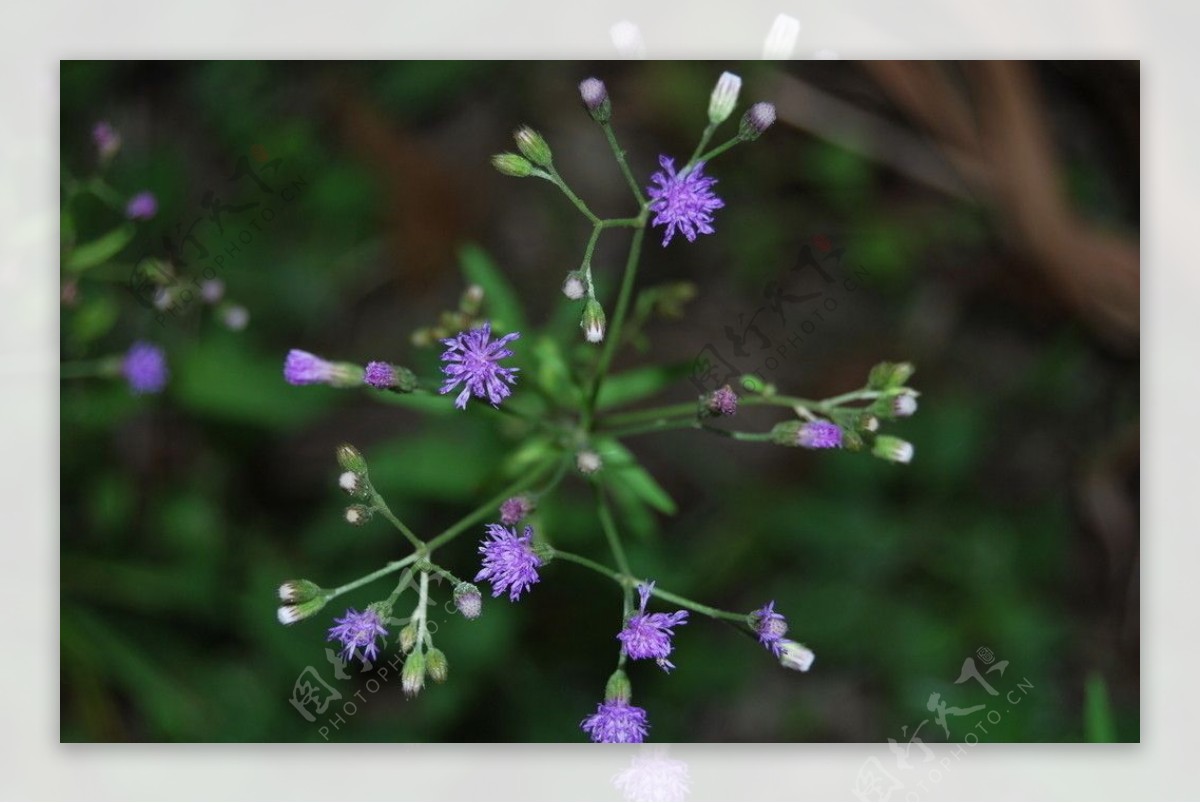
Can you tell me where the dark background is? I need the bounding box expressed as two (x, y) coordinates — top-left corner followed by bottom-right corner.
(59, 60), (1139, 742)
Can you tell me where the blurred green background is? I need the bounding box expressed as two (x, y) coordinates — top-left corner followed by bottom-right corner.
(59, 60), (1139, 742)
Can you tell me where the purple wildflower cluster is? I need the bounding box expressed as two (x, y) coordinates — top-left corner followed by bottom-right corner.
(122, 341), (168, 395)
(580, 700), (650, 744)
(439, 322), (520, 410)
(617, 583), (689, 671)
(475, 523), (542, 601)
(327, 607), (388, 665)
(646, 157), (725, 247)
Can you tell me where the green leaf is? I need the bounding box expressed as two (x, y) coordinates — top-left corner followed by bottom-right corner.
(596, 362), (695, 411)
(69, 295), (119, 346)
(613, 462), (676, 515)
(532, 336), (580, 405)
(459, 243), (527, 334)
(1084, 673), (1118, 742)
(65, 222), (136, 272)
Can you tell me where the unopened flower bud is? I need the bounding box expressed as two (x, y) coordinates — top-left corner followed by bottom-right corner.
(579, 77), (611, 123)
(577, 449), (603, 475)
(562, 271), (586, 300)
(872, 435), (914, 464)
(891, 392), (918, 417)
(708, 71), (742, 125)
(460, 284), (485, 315)
(739, 102), (776, 141)
(797, 420), (844, 449)
(336, 444), (368, 474)
(399, 622), (418, 652)
(344, 504), (372, 526)
(859, 413), (880, 432)
(492, 152), (534, 177)
(426, 647), (449, 683)
(581, 298), (606, 343)
(513, 126), (553, 167)
(706, 384), (738, 417)
(402, 650), (426, 697)
(277, 595), (326, 625)
(868, 361), (916, 390)
(604, 668), (633, 703)
(499, 495), (535, 526)
(453, 582), (482, 619)
(778, 640), (815, 672)
(338, 470), (365, 496)
(278, 579), (322, 604)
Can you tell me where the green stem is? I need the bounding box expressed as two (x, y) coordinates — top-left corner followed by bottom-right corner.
(694, 135), (743, 165)
(326, 553), (422, 601)
(600, 401), (699, 429)
(385, 568), (418, 607)
(593, 483), (634, 618)
(424, 459), (558, 552)
(602, 123), (647, 205)
(61, 357), (121, 380)
(370, 491), (425, 551)
(584, 223), (646, 429)
(686, 123), (718, 169)
(547, 166), (599, 224)
(551, 549), (746, 623)
(531, 454), (572, 500)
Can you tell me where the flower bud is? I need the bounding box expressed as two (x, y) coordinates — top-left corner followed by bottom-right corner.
(738, 102), (776, 141)
(797, 420), (844, 449)
(460, 284), (485, 315)
(453, 582), (483, 619)
(891, 392), (918, 417)
(278, 579), (322, 603)
(578, 77), (611, 123)
(562, 271), (586, 300)
(277, 596), (326, 625)
(872, 435), (914, 464)
(338, 470), (365, 496)
(577, 449), (603, 475)
(708, 71), (742, 125)
(492, 152), (534, 177)
(513, 126), (553, 167)
(336, 443), (368, 474)
(399, 622), (418, 652)
(426, 647), (449, 683)
(778, 640), (815, 672)
(859, 413), (880, 432)
(401, 650), (426, 697)
(705, 384), (738, 417)
(499, 495), (535, 526)
(344, 504), (372, 526)
(604, 668), (633, 703)
(581, 298), (606, 343)
(868, 361), (916, 390)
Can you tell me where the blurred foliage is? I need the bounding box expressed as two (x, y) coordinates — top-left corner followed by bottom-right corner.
(60, 60), (1138, 743)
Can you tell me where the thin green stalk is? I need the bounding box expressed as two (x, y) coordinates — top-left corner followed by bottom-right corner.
(384, 568), (418, 607)
(694, 135), (743, 165)
(600, 401), (700, 428)
(370, 491), (424, 551)
(326, 553), (422, 601)
(547, 166), (599, 224)
(424, 459), (558, 552)
(60, 357), (120, 380)
(531, 454), (572, 500)
(602, 123), (646, 205)
(593, 483), (634, 618)
(584, 223), (646, 429)
(686, 122), (718, 169)
(599, 418), (700, 440)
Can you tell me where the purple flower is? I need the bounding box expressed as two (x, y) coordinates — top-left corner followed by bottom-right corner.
(580, 700), (649, 744)
(282, 349), (363, 387)
(327, 607), (388, 665)
(363, 361), (397, 389)
(797, 420), (843, 449)
(617, 582), (689, 671)
(125, 191), (158, 221)
(498, 495), (534, 526)
(438, 322), (520, 410)
(92, 121), (121, 161)
(708, 384), (738, 416)
(751, 601), (789, 656)
(475, 523), (542, 601)
(122, 341), (168, 395)
(646, 156), (724, 247)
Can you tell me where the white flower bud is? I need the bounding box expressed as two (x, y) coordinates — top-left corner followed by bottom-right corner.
(708, 71), (742, 125)
(562, 271), (586, 301)
(778, 640), (815, 672)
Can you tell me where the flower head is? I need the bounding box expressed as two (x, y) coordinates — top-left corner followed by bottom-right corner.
(739, 102), (776, 141)
(499, 495), (535, 526)
(122, 341), (168, 395)
(125, 191), (158, 221)
(617, 582), (689, 671)
(475, 523), (542, 601)
(579, 77), (611, 123)
(453, 581), (483, 619)
(797, 420), (843, 449)
(363, 361), (397, 389)
(750, 601), (789, 656)
(646, 156), (725, 247)
(284, 349), (334, 386)
(580, 700), (649, 744)
(707, 384), (738, 417)
(439, 322), (520, 410)
(92, 121), (121, 161)
(327, 607), (388, 665)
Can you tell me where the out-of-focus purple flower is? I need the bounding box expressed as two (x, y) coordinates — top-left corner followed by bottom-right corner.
(580, 700), (649, 744)
(646, 156), (724, 247)
(122, 341), (168, 395)
(200, 278), (225, 304)
(751, 601), (789, 656)
(475, 523), (542, 601)
(284, 349), (335, 386)
(499, 495), (535, 526)
(707, 384), (738, 417)
(797, 420), (843, 449)
(617, 582), (689, 671)
(438, 322), (520, 410)
(92, 121), (121, 161)
(363, 361), (397, 389)
(327, 607), (388, 665)
(125, 191), (158, 221)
